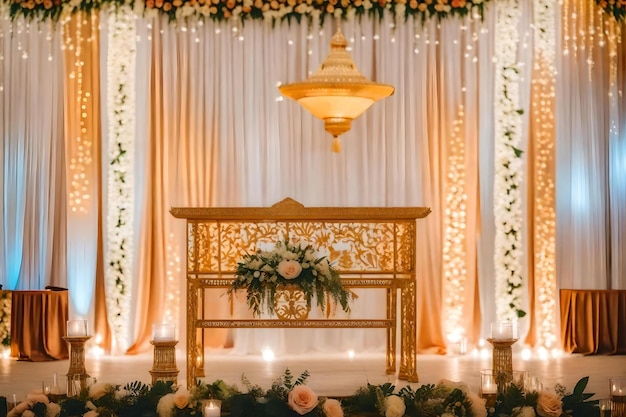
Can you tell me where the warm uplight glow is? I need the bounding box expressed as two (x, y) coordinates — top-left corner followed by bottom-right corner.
(279, 28), (394, 152)
(442, 106), (468, 342)
(347, 350), (355, 359)
(521, 348), (532, 361)
(262, 348), (275, 362)
(531, 0), (558, 351)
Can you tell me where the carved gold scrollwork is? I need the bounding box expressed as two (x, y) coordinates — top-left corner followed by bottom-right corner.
(273, 285), (310, 320)
(172, 200), (430, 388)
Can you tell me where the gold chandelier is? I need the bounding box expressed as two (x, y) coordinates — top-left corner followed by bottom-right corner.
(279, 28), (394, 152)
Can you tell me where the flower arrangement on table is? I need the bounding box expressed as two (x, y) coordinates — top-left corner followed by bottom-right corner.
(4, 370), (599, 417)
(229, 240), (352, 318)
(0, 290), (10, 348)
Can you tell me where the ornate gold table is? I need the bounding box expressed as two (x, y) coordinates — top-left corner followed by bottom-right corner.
(171, 198), (430, 388)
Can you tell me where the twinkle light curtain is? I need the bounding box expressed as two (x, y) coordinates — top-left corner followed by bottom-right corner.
(0, 0), (625, 355)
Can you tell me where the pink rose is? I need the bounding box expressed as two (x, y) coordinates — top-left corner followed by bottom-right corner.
(277, 260), (302, 280)
(536, 391), (563, 417)
(173, 390), (190, 409)
(322, 398), (344, 417)
(288, 385), (319, 415)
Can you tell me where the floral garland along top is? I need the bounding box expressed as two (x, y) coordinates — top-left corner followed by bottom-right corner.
(229, 240), (351, 317)
(6, 0), (625, 25)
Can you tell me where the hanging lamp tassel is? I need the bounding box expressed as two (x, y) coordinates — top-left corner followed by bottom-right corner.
(332, 136), (341, 153)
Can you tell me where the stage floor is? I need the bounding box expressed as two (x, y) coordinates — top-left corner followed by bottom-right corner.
(1, 349), (625, 401)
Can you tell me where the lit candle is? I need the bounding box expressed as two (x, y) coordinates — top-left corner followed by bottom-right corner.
(482, 379), (497, 394)
(490, 321), (517, 340)
(152, 323), (176, 342)
(66, 320), (88, 337)
(203, 400), (221, 417)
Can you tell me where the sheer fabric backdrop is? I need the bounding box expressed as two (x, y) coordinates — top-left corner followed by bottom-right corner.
(1, 1), (625, 355)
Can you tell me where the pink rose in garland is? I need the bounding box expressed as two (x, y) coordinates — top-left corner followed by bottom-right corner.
(277, 259), (302, 279)
(536, 391), (563, 417)
(288, 385), (319, 415)
(322, 398), (344, 417)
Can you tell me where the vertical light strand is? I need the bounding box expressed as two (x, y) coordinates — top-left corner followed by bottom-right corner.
(442, 105), (468, 343)
(106, 5), (137, 352)
(530, 0), (557, 349)
(493, 0), (525, 321)
(62, 11), (101, 317)
(64, 15), (93, 214)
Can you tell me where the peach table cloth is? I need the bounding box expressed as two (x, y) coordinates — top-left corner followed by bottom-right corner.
(560, 289), (626, 355)
(10, 290), (69, 361)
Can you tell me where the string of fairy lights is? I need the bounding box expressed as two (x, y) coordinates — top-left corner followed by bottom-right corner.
(442, 104), (469, 344)
(62, 13), (98, 215)
(2, 1), (622, 351)
(531, 0), (557, 349)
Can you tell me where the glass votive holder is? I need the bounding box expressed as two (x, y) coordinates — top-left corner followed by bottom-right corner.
(480, 370), (497, 408)
(525, 375), (543, 393)
(599, 399), (613, 417)
(202, 399), (222, 417)
(610, 377), (626, 417)
(511, 370), (529, 391)
(152, 323), (176, 342)
(66, 320), (88, 337)
(490, 321), (518, 340)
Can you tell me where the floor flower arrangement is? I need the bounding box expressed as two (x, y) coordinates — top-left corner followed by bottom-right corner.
(3, 370), (598, 417)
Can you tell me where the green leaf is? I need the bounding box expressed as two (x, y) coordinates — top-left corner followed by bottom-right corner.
(573, 376), (589, 396)
(511, 146), (524, 158)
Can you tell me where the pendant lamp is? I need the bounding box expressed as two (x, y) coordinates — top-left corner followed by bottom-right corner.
(279, 28), (394, 152)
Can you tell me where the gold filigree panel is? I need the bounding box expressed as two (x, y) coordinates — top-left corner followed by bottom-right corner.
(273, 285), (310, 320)
(188, 221), (415, 274)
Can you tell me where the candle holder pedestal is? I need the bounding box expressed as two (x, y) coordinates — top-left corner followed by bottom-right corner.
(150, 340), (179, 385)
(63, 336), (92, 397)
(487, 338), (518, 393)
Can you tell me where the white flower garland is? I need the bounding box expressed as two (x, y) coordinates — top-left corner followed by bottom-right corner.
(493, 0), (525, 321)
(105, 5), (136, 350)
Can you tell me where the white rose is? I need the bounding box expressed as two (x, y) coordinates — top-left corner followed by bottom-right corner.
(385, 395), (406, 417)
(277, 260), (302, 280)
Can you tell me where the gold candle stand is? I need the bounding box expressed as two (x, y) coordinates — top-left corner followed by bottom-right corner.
(487, 338), (517, 393)
(150, 340), (179, 385)
(63, 336), (92, 397)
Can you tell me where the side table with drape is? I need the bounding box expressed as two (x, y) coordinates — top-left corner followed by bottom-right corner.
(10, 289), (69, 361)
(560, 289), (626, 355)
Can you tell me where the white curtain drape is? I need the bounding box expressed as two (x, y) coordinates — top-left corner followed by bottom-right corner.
(0, 17), (66, 291)
(555, 7), (626, 291)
